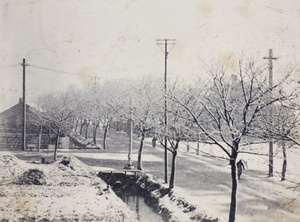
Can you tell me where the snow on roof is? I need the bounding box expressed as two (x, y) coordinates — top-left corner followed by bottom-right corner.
(27, 103), (44, 112)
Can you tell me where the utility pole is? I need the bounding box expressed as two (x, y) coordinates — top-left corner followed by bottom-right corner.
(156, 39), (176, 183)
(91, 77), (101, 89)
(21, 58), (29, 151)
(263, 49), (277, 177)
(125, 96), (134, 169)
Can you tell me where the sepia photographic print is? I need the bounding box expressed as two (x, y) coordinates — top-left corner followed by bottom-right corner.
(0, 1), (299, 222)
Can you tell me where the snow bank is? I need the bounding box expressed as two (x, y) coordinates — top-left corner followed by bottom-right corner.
(69, 132), (102, 149)
(136, 173), (220, 222)
(0, 154), (138, 222)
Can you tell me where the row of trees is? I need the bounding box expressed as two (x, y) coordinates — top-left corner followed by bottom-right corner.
(31, 57), (299, 222)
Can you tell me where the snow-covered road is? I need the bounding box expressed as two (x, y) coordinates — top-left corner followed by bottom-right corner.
(82, 130), (300, 222)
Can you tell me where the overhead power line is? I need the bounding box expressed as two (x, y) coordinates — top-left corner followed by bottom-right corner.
(0, 65), (20, 69)
(29, 64), (82, 76)
(23, 63), (154, 83)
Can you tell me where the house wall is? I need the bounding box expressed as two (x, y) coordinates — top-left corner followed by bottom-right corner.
(0, 102), (50, 150)
(0, 133), (51, 150)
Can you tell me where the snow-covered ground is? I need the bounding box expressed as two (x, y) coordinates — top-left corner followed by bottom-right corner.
(169, 140), (300, 222)
(1, 130), (299, 222)
(179, 140), (300, 185)
(0, 154), (139, 222)
(71, 131), (300, 222)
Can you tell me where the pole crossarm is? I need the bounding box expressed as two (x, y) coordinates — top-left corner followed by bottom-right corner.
(156, 39), (176, 42)
(263, 56), (277, 60)
(156, 39), (176, 55)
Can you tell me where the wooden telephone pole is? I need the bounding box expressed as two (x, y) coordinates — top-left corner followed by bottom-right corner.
(21, 58), (28, 151)
(156, 39), (176, 183)
(125, 96), (134, 169)
(263, 49), (277, 177)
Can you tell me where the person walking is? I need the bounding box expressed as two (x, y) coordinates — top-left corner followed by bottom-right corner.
(237, 159), (245, 179)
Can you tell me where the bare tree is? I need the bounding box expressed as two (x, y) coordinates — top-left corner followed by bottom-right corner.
(90, 101), (102, 146)
(131, 78), (162, 170)
(37, 87), (76, 161)
(87, 84), (103, 146)
(27, 104), (47, 151)
(73, 82), (103, 146)
(105, 77), (162, 170)
(71, 89), (87, 136)
(155, 80), (195, 189)
(278, 111), (300, 181)
(171, 58), (298, 222)
(257, 103), (300, 181)
(97, 80), (129, 150)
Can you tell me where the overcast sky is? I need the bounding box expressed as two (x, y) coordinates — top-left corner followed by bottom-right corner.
(1, 0), (299, 112)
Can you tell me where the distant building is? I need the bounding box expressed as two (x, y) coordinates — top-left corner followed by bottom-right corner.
(0, 99), (51, 150)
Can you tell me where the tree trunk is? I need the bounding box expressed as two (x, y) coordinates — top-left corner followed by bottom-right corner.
(229, 141), (239, 222)
(74, 118), (79, 132)
(281, 142), (287, 181)
(137, 131), (145, 170)
(93, 122), (99, 145)
(92, 124), (95, 142)
(69, 117), (73, 130)
(197, 132), (200, 155)
(54, 128), (61, 161)
(116, 121), (120, 132)
(80, 118), (84, 135)
(48, 126), (52, 136)
(85, 121), (90, 139)
(169, 149), (177, 189)
(38, 125), (42, 151)
(164, 136), (168, 184)
(139, 122), (143, 138)
(103, 125), (108, 150)
(269, 141), (274, 177)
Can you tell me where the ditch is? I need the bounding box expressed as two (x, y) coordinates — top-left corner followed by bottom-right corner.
(98, 172), (168, 222)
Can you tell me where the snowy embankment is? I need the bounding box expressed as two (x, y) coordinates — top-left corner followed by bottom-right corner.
(136, 174), (219, 222)
(0, 155), (138, 222)
(69, 132), (102, 149)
